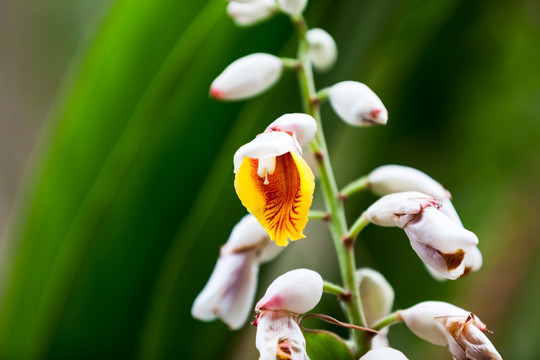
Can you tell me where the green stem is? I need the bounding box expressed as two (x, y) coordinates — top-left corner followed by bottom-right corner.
(323, 280), (349, 298)
(308, 210), (329, 221)
(371, 311), (403, 332)
(348, 212), (370, 241)
(292, 15), (368, 357)
(340, 176), (369, 199)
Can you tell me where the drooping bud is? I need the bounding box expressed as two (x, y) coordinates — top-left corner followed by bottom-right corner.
(359, 347), (410, 360)
(191, 215), (281, 329)
(327, 81), (388, 126)
(256, 268), (323, 314)
(264, 113), (317, 147)
(306, 28), (337, 72)
(210, 53), (283, 101)
(227, 0), (277, 27)
(277, 0), (307, 16)
(400, 301), (502, 360)
(365, 192), (478, 279)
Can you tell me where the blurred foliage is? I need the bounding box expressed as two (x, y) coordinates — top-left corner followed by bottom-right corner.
(1, 0), (539, 359)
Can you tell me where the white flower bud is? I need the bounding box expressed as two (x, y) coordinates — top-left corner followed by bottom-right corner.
(463, 246), (483, 275)
(210, 53), (283, 101)
(356, 268), (394, 327)
(359, 347), (410, 360)
(365, 191), (438, 228)
(367, 165), (463, 224)
(401, 301), (502, 360)
(256, 268), (323, 314)
(277, 0), (307, 16)
(264, 113), (317, 147)
(306, 28), (337, 72)
(400, 301), (470, 346)
(191, 215), (281, 329)
(227, 0), (277, 27)
(328, 81), (388, 126)
(255, 310), (308, 360)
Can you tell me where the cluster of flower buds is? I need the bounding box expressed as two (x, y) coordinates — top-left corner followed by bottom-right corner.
(400, 301), (502, 360)
(364, 165), (482, 280)
(191, 214), (282, 329)
(254, 268), (323, 359)
(234, 114), (317, 246)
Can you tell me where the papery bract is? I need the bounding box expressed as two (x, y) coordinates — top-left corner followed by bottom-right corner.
(191, 214), (281, 329)
(264, 113), (317, 147)
(359, 347), (410, 360)
(234, 132), (315, 246)
(210, 53), (283, 101)
(227, 0), (277, 27)
(328, 81), (388, 126)
(306, 28), (337, 72)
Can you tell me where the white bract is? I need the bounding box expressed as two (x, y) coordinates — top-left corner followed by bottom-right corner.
(277, 0), (307, 16)
(359, 347), (410, 360)
(210, 53), (283, 101)
(365, 192), (478, 279)
(227, 0), (277, 27)
(400, 301), (501, 360)
(328, 81), (388, 126)
(191, 215), (281, 329)
(255, 269), (322, 360)
(356, 268), (394, 348)
(306, 28), (337, 72)
(264, 113), (317, 147)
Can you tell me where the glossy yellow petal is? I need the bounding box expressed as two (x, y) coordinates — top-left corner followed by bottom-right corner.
(234, 152), (315, 246)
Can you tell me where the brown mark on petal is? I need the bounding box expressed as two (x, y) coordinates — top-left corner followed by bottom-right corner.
(438, 249), (466, 271)
(277, 339), (293, 360)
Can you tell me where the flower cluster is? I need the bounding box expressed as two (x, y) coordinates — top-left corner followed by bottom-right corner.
(192, 0), (503, 359)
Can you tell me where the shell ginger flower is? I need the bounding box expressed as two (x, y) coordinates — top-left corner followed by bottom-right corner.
(234, 131), (315, 246)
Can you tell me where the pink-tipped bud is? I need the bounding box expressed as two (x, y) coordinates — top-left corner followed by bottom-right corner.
(359, 348), (410, 360)
(255, 268), (323, 314)
(210, 53), (283, 101)
(226, 0), (277, 27)
(264, 113), (317, 147)
(306, 28), (337, 72)
(328, 81), (388, 126)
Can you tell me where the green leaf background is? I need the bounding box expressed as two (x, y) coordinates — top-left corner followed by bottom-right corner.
(1, 0), (539, 359)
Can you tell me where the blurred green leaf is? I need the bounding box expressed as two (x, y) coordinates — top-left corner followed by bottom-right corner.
(304, 330), (354, 360)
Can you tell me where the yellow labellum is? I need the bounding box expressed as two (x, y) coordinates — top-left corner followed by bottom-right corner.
(234, 151), (315, 246)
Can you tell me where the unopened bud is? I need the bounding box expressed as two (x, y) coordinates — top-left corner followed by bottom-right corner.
(255, 268), (323, 314)
(277, 0), (307, 15)
(264, 113), (317, 147)
(210, 53), (283, 101)
(227, 0), (277, 27)
(360, 348), (410, 360)
(306, 28), (337, 72)
(328, 81), (388, 126)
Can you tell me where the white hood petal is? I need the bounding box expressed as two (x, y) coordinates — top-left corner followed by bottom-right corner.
(256, 311), (308, 360)
(306, 28), (337, 72)
(264, 113), (317, 147)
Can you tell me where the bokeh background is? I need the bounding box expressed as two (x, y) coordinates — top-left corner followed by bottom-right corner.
(1, 0), (539, 359)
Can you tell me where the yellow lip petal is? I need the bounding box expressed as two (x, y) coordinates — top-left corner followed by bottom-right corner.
(234, 151), (315, 246)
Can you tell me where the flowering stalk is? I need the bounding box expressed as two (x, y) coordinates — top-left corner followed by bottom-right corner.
(291, 14), (368, 356)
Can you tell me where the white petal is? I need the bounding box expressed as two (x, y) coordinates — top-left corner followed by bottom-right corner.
(439, 198), (463, 225)
(464, 246), (483, 274)
(210, 53), (283, 100)
(328, 81), (388, 126)
(221, 214), (271, 255)
(227, 0), (276, 27)
(277, 0), (307, 15)
(256, 311), (308, 360)
(256, 268), (323, 314)
(233, 131), (300, 173)
(256, 239), (284, 264)
(460, 323), (502, 360)
(264, 113), (317, 147)
(359, 347), (410, 360)
(356, 268), (394, 327)
(306, 28), (337, 72)
(400, 301), (469, 346)
(191, 252), (258, 329)
(407, 235), (465, 280)
(368, 165), (451, 201)
(365, 191), (438, 228)
(405, 207), (478, 254)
